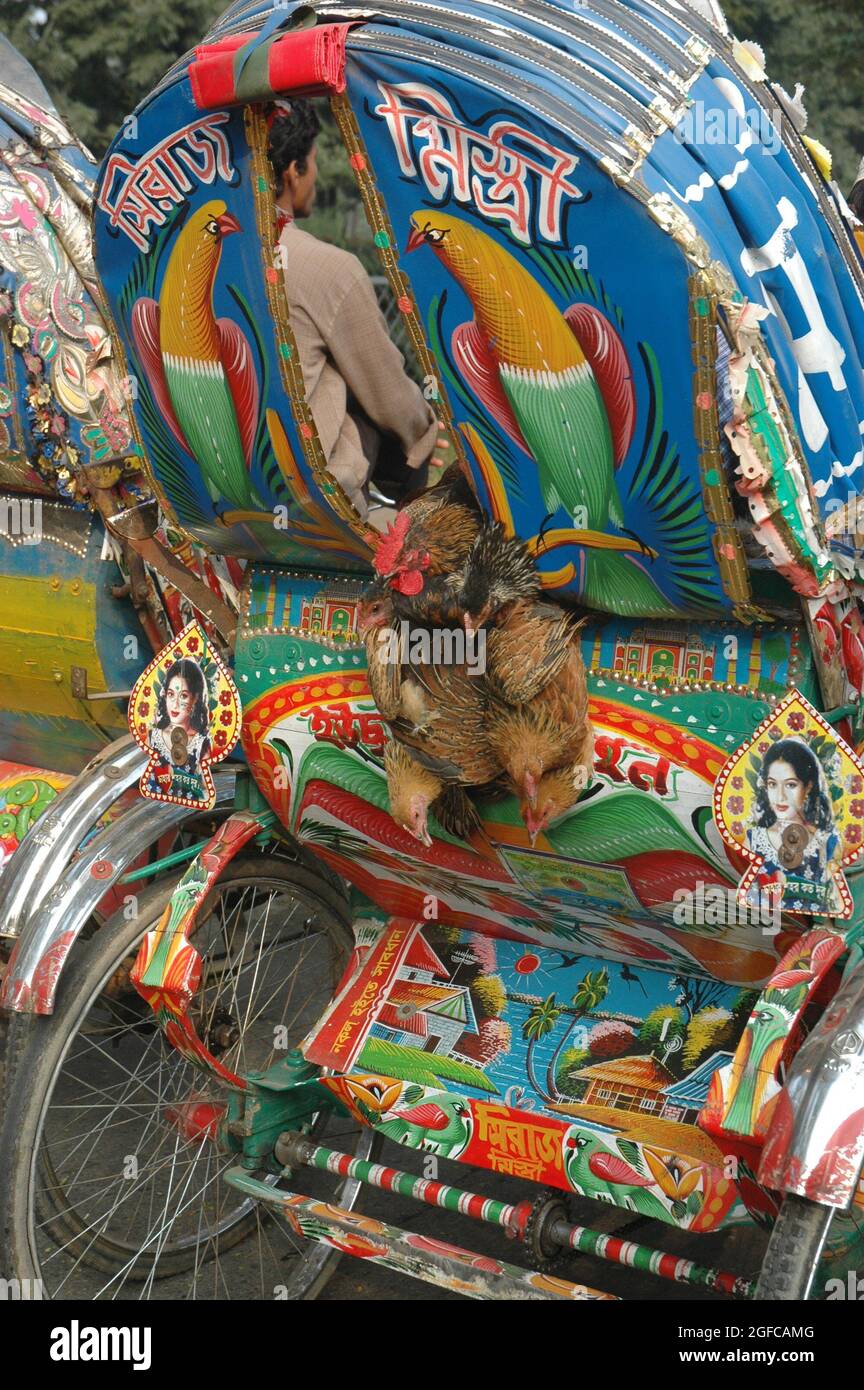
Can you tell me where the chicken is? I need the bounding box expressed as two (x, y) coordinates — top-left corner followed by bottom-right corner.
(524, 738), (595, 845)
(486, 600), (585, 705)
(372, 467), (481, 601)
(454, 521), (541, 632)
(384, 738), (483, 844)
(487, 622), (593, 831)
(357, 583), (405, 723)
(393, 659), (503, 788)
(384, 739), (442, 846)
(362, 490), (594, 846)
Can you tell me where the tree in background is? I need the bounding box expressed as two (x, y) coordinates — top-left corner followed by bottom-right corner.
(4, 1), (859, 217)
(724, 0), (864, 189)
(1, 0), (227, 153)
(0, 1), (378, 266)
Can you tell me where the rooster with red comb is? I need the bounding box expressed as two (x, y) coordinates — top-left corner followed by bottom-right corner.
(371, 464), (481, 613)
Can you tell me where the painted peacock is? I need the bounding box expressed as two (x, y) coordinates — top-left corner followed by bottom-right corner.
(132, 199), (264, 514)
(407, 210), (714, 617)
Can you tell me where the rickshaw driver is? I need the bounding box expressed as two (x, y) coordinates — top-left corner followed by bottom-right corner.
(268, 101), (440, 522)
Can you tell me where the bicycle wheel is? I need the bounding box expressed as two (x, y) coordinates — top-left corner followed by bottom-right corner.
(0, 849), (375, 1300)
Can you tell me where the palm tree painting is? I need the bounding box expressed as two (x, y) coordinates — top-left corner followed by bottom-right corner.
(522, 995), (562, 1096)
(546, 969), (610, 1101)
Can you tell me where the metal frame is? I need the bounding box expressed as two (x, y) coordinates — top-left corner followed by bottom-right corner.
(0, 736), (236, 1014)
(759, 962), (864, 1209)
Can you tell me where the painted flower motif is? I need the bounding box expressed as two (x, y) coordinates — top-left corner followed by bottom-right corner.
(849, 776), (863, 795)
(850, 800), (864, 818)
(139, 702), (149, 717)
(35, 383), (51, 405)
(186, 636), (200, 652)
(731, 776), (744, 790)
(214, 730), (228, 748)
(768, 728), (781, 740)
(49, 412), (65, 437)
(23, 351), (42, 375)
(731, 821), (744, 837)
(143, 685), (151, 697)
(758, 741), (769, 753)
(846, 824), (862, 845)
(787, 712), (805, 731)
(9, 197), (37, 231)
(727, 795), (745, 815)
(11, 323), (29, 348)
(219, 710), (233, 727)
(219, 690), (232, 706)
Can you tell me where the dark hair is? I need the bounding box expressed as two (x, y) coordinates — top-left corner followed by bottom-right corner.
(268, 100), (321, 185)
(156, 658), (209, 736)
(753, 738), (833, 831)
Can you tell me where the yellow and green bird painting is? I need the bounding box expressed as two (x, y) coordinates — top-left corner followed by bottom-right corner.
(406, 210), (699, 616)
(132, 199), (264, 514)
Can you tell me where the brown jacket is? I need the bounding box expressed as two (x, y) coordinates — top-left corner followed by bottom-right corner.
(279, 221), (438, 515)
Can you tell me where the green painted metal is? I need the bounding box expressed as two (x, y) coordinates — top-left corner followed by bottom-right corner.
(120, 837), (212, 884)
(225, 1050), (346, 1171)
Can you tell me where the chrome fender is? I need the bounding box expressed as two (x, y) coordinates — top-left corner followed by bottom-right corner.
(0, 766), (236, 1015)
(759, 965), (864, 1209)
(0, 735), (145, 943)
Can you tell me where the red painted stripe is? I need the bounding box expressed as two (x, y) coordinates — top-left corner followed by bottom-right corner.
(658, 1253), (680, 1280)
(466, 1193), (487, 1220)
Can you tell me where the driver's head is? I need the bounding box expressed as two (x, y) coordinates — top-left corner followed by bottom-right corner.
(268, 99), (321, 217)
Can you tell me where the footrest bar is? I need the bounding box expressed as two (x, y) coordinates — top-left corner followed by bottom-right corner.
(278, 1133), (753, 1298)
(224, 1166), (616, 1301)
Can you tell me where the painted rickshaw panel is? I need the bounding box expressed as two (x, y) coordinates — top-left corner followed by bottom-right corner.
(93, 84), (372, 570)
(0, 498), (151, 774)
(236, 570), (842, 992)
(84, 2), (864, 1274)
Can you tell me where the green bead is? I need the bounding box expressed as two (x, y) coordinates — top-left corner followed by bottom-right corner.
(257, 176), (268, 192)
(373, 231), (390, 248)
(279, 343), (293, 360)
(704, 468), (719, 486)
(695, 298), (709, 317)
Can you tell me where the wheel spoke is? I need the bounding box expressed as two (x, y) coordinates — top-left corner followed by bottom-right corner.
(15, 865), (371, 1300)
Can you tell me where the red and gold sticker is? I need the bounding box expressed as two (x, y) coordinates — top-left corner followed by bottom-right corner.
(128, 621), (241, 810)
(713, 690), (864, 919)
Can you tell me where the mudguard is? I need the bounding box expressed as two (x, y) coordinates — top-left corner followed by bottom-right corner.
(758, 964), (864, 1208)
(0, 735), (146, 943)
(0, 737), (236, 1014)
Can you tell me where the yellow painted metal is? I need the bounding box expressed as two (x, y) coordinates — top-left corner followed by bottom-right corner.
(0, 573), (125, 726)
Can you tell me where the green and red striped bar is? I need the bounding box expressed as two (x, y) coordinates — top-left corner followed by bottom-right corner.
(286, 1133), (533, 1237)
(552, 1222), (752, 1298)
(283, 1135), (753, 1299)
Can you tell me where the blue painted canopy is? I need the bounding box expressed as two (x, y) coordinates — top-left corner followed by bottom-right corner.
(93, 1), (864, 617)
